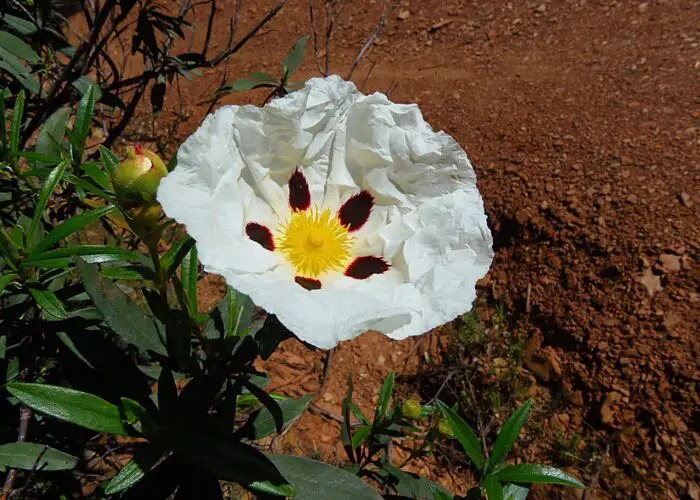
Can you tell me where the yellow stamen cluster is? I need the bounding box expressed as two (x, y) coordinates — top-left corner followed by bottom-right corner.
(277, 208), (353, 278)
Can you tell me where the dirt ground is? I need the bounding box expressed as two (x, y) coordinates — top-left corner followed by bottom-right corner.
(118, 0), (699, 498)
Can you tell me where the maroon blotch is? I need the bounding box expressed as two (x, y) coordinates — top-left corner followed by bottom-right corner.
(288, 168), (311, 211)
(245, 222), (275, 251)
(338, 190), (374, 232)
(295, 276), (322, 290)
(345, 256), (389, 280)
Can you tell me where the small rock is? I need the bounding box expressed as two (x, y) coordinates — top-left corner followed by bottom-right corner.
(397, 9), (410, 20)
(688, 482), (700, 500)
(637, 268), (662, 297)
(602, 183), (612, 194)
(626, 194), (638, 204)
(535, 3), (546, 13)
(679, 192), (692, 206)
(638, 2), (649, 13)
(657, 253), (682, 273)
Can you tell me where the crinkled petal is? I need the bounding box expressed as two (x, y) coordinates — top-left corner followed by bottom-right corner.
(157, 75), (493, 349)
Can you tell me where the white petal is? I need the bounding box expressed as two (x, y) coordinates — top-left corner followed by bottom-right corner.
(158, 76), (494, 350)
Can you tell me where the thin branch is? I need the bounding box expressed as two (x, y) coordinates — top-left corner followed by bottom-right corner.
(0, 407), (32, 500)
(347, 0), (399, 80)
(308, 0), (325, 74)
(202, 0), (217, 57)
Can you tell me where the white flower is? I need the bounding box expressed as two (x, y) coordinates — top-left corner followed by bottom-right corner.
(157, 75), (493, 349)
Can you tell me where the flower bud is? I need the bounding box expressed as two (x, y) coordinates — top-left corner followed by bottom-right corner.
(401, 399), (423, 419)
(438, 418), (454, 438)
(112, 145), (168, 209)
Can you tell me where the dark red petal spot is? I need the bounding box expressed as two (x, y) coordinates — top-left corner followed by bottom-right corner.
(295, 276), (322, 290)
(345, 256), (389, 280)
(288, 168), (311, 211)
(245, 222), (275, 251)
(338, 190), (374, 232)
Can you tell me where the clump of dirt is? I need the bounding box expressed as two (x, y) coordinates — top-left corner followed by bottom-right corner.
(122, 0), (698, 497)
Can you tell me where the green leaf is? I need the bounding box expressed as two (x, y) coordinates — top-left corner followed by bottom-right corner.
(496, 464), (584, 489)
(0, 225), (20, 270)
(351, 425), (371, 450)
(103, 446), (162, 494)
(484, 475), (504, 500)
(29, 288), (67, 320)
(436, 401), (484, 470)
(428, 482), (455, 500)
(0, 14), (39, 36)
(6, 383), (128, 435)
(100, 265), (155, 281)
(283, 35), (310, 78)
(75, 258), (166, 356)
(382, 465), (453, 500)
(0, 442), (77, 471)
(0, 49), (39, 93)
(0, 31), (40, 62)
(218, 78), (275, 93)
(35, 108), (70, 166)
(161, 236), (195, 279)
(24, 245), (143, 266)
(373, 370), (395, 427)
(176, 436), (294, 496)
(503, 483), (530, 500)
(180, 245), (198, 316)
(71, 76), (103, 101)
(30, 205), (116, 256)
(253, 393), (313, 439)
(251, 72), (279, 83)
(157, 365), (177, 417)
(80, 162), (110, 189)
(70, 84), (96, 158)
(0, 272), (18, 293)
(269, 455), (383, 500)
(489, 399), (534, 469)
(204, 286), (255, 339)
(27, 161), (69, 247)
(10, 90), (24, 155)
(341, 374), (355, 462)
(99, 146), (120, 174)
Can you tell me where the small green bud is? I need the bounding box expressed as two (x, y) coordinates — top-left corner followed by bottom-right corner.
(112, 145), (168, 208)
(401, 399), (423, 419)
(438, 418), (454, 438)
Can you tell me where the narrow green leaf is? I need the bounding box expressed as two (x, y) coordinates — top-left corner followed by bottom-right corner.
(351, 425), (371, 450)
(71, 76), (103, 101)
(103, 446), (162, 494)
(80, 162), (110, 189)
(161, 236), (195, 279)
(0, 442), (77, 471)
(30, 205), (116, 256)
(496, 464), (584, 489)
(0, 272), (17, 293)
(180, 245), (198, 316)
(218, 78), (275, 93)
(0, 14), (39, 36)
(436, 401), (484, 470)
(503, 483), (530, 500)
(100, 265), (155, 281)
(428, 482), (455, 500)
(0, 31), (40, 62)
(283, 35), (310, 78)
(484, 475), (504, 500)
(0, 50), (39, 93)
(251, 72), (279, 83)
(27, 161), (69, 247)
(0, 225), (20, 270)
(6, 383), (128, 435)
(341, 374), (355, 463)
(373, 370), (395, 427)
(29, 288), (67, 320)
(203, 287), (255, 339)
(35, 108), (70, 165)
(269, 455), (383, 500)
(24, 245), (142, 266)
(1, 87), (9, 156)
(99, 146), (119, 174)
(489, 399), (534, 469)
(75, 258), (167, 356)
(253, 394), (313, 439)
(10, 90), (24, 155)
(14, 150), (61, 165)
(71, 84), (96, 158)
(176, 436), (294, 496)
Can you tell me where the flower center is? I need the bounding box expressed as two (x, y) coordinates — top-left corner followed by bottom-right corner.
(277, 207), (353, 279)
